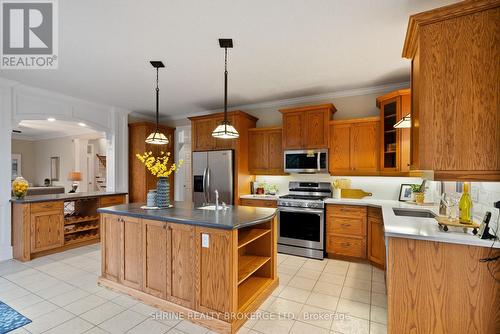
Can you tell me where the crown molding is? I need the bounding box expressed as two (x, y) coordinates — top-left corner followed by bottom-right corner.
(160, 81), (410, 121)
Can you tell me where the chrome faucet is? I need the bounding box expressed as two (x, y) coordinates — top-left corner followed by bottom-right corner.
(214, 190), (219, 210)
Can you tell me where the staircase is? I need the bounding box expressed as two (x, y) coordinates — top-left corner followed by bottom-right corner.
(95, 154), (107, 191)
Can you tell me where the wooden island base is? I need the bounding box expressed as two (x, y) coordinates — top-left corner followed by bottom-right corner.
(99, 213), (278, 334)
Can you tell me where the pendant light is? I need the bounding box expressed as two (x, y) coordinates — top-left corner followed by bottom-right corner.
(393, 114), (411, 128)
(212, 39), (239, 139)
(146, 61), (169, 145)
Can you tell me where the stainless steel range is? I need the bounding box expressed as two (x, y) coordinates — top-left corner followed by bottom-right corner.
(277, 182), (332, 259)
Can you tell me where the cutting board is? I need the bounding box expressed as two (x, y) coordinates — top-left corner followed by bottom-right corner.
(435, 216), (479, 233)
(341, 189), (372, 199)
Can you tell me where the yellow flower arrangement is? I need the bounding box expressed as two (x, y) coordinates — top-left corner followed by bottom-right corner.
(136, 151), (183, 178)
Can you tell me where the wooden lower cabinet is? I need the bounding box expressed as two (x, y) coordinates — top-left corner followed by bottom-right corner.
(143, 219), (168, 298)
(367, 208), (385, 269)
(326, 204), (386, 268)
(30, 210), (64, 253)
(167, 223), (195, 308)
(121, 216), (143, 289)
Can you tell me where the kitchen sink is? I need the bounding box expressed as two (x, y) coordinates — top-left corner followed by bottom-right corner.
(392, 208), (436, 218)
(197, 205), (225, 211)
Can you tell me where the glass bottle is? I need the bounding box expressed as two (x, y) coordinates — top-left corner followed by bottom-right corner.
(459, 183), (472, 224)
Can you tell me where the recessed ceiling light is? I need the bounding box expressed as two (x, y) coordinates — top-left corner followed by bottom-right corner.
(78, 122), (87, 127)
(47, 117), (56, 122)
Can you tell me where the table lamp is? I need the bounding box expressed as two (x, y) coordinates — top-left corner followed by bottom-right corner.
(68, 171), (82, 193)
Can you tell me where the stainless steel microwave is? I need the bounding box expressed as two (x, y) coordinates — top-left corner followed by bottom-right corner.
(284, 149), (328, 173)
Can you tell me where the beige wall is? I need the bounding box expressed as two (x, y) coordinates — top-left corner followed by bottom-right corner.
(162, 90), (390, 129)
(11, 139), (36, 184)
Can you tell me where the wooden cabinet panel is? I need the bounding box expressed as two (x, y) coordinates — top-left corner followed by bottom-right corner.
(402, 2), (499, 180)
(30, 210), (64, 253)
(267, 130), (283, 171)
(31, 201), (63, 214)
(329, 235), (366, 258)
(368, 216), (385, 269)
(329, 124), (351, 172)
(99, 195), (125, 208)
(329, 118), (380, 175)
(239, 198), (277, 208)
(282, 112), (304, 149)
(143, 219), (167, 298)
(121, 216), (142, 289)
(305, 109), (329, 148)
(248, 127), (283, 175)
(248, 130), (269, 171)
(328, 205), (367, 219)
(351, 121), (379, 172)
(167, 223), (195, 308)
(280, 104), (336, 150)
(329, 216), (366, 236)
(102, 214), (121, 282)
(192, 118), (216, 151)
(195, 227), (233, 314)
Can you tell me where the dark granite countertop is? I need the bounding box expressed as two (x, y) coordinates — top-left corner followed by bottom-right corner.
(11, 192), (128, 203)
(97, 202), (277, 230)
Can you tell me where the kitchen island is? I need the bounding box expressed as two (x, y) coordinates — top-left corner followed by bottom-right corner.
(97, 202), (278, 334)
(11, 192), (127, 261)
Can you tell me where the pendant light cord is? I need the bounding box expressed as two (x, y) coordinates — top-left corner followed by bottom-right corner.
(224, 47), (228, 125)
(155, 67), (160, 132)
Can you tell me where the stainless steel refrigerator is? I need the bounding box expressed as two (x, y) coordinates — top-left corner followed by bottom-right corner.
(192, 150), (234, 206)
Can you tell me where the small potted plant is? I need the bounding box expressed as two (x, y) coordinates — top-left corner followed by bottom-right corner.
(410, 184), (426, 204)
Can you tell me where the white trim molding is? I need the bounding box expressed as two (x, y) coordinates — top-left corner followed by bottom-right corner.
(0, 77), (131, 261)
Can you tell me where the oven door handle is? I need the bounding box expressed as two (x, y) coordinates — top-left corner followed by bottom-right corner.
(278, 206), (324, 215)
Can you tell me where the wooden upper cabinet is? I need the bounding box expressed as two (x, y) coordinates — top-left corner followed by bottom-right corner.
(376, 90), (411, 173)
(402, 1), (500, 181)
(280, 104), (336, 150)
(191, 118), (217, 151)
(189, 111), (258, 152)
(329, 117), (379, 174)
(248, 127), (284, 175)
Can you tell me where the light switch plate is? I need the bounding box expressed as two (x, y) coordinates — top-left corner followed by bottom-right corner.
(202, 233), (209, 248)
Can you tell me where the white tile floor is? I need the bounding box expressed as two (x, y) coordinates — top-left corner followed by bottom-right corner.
(0, 245), (387, 334)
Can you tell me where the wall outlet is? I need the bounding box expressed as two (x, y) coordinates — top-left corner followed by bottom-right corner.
(470, 186), (479, 202)
(201, 233), (209, 248)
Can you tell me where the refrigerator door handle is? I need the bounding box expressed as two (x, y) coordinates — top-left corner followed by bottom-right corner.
(203, 167), (208, 204)
(206, 168), (211, 203)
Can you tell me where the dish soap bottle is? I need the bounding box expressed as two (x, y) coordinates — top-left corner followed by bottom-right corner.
(459, 182), (473, 224)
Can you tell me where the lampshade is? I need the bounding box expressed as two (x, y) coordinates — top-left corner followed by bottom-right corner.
(145, 131), (169, 145)
(212, 121), (239, 139)
(68, 171), (82, 181)
(394, 114), (411, 128)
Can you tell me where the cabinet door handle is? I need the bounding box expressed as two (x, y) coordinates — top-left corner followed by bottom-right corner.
(340, 223), (350, 227)
(341, 242), (351, 247)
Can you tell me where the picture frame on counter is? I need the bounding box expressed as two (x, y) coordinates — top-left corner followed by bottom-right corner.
(399, 184), (414, 202)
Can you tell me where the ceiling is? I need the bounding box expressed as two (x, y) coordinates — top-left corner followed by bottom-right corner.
(13, 120), (104, 141)
(0, 0), (457, 119)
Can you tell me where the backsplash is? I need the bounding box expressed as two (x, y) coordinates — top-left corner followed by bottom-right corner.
(254, 174), (423, 200)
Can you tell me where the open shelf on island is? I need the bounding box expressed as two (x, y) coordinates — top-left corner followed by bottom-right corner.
(238, 276), (273, 311)
(238, 228), (271, 249)
(238, 255), (271, 284)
